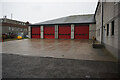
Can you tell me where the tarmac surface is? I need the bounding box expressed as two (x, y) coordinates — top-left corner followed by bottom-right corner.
(2, 53), (119, 78)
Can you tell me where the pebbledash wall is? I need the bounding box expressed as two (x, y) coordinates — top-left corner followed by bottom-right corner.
(95, 1), (120, 59)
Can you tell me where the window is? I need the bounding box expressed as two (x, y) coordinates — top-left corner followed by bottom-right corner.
(14, 27), (17, 31)
(21, 28), (23, 31)
(111, 21), (114, 35)
(9, 27), (11, 30)
(24, 29), (27, 31)
(12, 27), (14, 31)
(16, 27), (18, 30)
(107, 24), (109, 36)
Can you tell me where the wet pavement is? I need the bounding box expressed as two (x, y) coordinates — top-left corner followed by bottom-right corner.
(2, 39), (116, 61)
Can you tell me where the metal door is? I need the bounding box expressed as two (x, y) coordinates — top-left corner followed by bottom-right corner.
(75, 25), (89, 39)
(44, 26), (55, 39)
(31, 27), (40, 38)
(58, 25), (71, 39)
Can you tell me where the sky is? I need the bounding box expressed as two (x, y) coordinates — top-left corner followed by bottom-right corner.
(0, 0), (98, 24)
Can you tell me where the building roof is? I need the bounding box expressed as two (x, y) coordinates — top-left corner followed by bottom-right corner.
(30, 14), (95, 26)
(0, 18), (26, 23)
(0, 18), (29, 28)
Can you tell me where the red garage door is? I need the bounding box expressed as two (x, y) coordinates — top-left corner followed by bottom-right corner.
(75, 25), (89, 39)
(58, 25), (71, 39)
(31, 27), (40, 38)
(44, 26), (55, 39)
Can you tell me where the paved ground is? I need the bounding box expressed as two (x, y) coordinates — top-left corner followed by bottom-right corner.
(2, 39), (116, 61)
(2, 39), (119, 78)
(2, 53), (119, 78)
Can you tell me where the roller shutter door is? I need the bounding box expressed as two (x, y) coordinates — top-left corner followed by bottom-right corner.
(31, 27), (40, 38)
(58, 25), (71, 39)
(75, 25), (89, 39)
(44, 26), (55, 39)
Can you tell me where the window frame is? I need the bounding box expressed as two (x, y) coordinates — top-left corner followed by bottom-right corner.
(9, 27), (11, 31)
(111, 21), (114, 36)
(107, 24), (109, 36)
(12, 27), (14, 31)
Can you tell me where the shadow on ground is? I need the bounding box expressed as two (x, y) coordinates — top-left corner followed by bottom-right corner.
(2, 53), (119, 78)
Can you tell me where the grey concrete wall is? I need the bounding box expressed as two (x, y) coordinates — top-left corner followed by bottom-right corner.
(118, 12), (120, 61)
(95, 2), (120, 59)
(95, 2), (102, 43)
(89, 24), (96, 39)
(0, 40), (1, 80)
(55, 25), (58, 39)
(71, 24), (74, 39)
(41, 26), (44, 39)
(28, 26), (31, 38)
(0, 24), (2, 39)
(103, 2), (119, 59)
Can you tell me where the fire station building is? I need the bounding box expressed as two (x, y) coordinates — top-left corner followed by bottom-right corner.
(29, 14), (96, 39)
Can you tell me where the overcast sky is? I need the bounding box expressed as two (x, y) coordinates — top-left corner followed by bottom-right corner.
(0, 0), (98, 24)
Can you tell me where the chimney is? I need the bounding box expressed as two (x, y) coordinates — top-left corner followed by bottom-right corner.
(3, 16), (7, 18)
(25, 21), (29, 25)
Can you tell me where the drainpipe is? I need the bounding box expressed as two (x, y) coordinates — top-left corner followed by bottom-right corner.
(101, 1), (103, 44)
